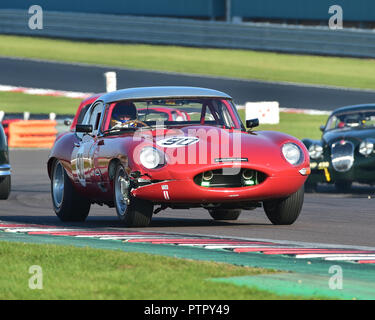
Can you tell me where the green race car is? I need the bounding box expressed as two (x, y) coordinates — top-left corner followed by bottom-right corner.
(0, 123), (11, 199)
(303, 104), (375, 192)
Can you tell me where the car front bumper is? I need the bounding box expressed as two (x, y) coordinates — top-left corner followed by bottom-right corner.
(309, 158), (375, 184)
(0, 164), (11, 177)
(131, 175), (307, 203)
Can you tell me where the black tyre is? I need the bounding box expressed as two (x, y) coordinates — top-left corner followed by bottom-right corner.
(51, 160), (91, 222)
(335, 181), (352, 193)
(208, 209), (241, 220)
(263, 186), (304, 225)
(0, 176), (11, 200)
(114, 164), (153, 227)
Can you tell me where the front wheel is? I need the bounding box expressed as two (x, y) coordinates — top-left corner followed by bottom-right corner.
(208, 209), (241, 220)
(263, 186), (304, 225)
(51, 160), (91, 222)
(114, 164), (153, 227)
(0, 176), (11, 200)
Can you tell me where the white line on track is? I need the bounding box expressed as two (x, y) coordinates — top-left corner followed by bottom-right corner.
(296, 254), (375, 259)
(152, 230), (375, 251)
(169, 243), (278, 247)
(323, 256), (375, 261)
(76, 235), (180, 240)
(197, 245), (295, 249)
(3, 228), (82, 233)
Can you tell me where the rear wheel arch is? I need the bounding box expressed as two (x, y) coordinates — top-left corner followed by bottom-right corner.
(47, 157), (57, 180)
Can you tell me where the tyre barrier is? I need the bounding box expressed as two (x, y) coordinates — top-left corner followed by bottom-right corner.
(1, 119), (21, 140)
(8, 120), (57, 148)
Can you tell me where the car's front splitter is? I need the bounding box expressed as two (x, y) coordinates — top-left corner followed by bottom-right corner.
(131, 175), (307, 203)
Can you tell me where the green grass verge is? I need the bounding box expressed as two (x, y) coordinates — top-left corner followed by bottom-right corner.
(259, 113), (327, 140)
(0, 35), (375, 90)
(239, 109), (327, 140)
(0, 91), (80, 114)
(0, 241), (304, 300)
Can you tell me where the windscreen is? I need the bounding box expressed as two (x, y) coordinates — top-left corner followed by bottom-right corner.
(106, 98), (244, 131)
(326, 110), (375, 131)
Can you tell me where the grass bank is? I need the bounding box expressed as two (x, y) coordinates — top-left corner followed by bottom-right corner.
(0, 91), (80, 114)
(0, 241), (302, 300)
(0, 35), (375, 90)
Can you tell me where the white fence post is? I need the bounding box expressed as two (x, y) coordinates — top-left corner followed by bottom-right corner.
(104, 72), (117, 92)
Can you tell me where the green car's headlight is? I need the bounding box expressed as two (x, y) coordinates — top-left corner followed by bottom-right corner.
(359, 140), (374, 156)
(308, 144), (323, 159)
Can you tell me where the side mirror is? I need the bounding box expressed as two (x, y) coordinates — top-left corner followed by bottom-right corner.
(246, 118), (259, 129)
(64, 118), (72, 126)
(76, 124), (93, 133)
(320, 125), (325, 132)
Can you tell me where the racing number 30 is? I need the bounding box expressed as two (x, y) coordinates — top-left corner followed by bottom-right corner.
(159, 137), (199, 147)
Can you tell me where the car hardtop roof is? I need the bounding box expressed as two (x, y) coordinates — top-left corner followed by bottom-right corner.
(331, 103), (375, 116)
(98, 86), (232, 104)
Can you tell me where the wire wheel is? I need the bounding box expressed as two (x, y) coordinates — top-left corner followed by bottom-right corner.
(52, 161), (65, 209)
(114, 166), (130, 217)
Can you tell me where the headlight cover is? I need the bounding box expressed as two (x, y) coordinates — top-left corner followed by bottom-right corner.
(282, 143), (303, 166)
(308, 144), (323, 159)
(139, 147), (165, 169)
(359, 140), (374, 156)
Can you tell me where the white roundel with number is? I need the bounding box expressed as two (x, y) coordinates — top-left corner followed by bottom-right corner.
(156, 136), (199, 148)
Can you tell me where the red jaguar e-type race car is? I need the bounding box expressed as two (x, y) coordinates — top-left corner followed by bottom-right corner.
(48, 87), (310, 227)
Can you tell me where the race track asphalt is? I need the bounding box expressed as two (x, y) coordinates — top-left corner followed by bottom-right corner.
(2, 57), (375, 109)
(1, 149), (374, 248)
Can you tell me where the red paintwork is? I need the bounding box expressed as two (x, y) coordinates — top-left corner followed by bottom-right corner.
(48, 92), (309, 208)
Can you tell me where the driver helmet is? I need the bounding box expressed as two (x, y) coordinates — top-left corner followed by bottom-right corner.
(112, 101), (137, 123)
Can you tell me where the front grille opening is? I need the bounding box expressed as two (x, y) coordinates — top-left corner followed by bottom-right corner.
(331, 140), (354, 172)
(194, 168), (267, 188)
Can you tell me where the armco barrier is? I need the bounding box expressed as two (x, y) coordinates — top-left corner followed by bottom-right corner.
(1, 10), (375, 58)
(8, 120), (57, 148)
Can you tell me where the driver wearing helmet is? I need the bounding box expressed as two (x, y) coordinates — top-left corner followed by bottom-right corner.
(110, 101), (138, 129)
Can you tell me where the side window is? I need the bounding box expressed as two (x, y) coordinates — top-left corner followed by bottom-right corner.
(204, 108), (215, 121)
(88, 102), (104, 134)
(211, 100), (235, 128)
(80, 101), (104, 136)
(77, 104), (91, 124)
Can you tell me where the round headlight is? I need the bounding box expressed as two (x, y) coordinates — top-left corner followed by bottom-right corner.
(308, 144), (323, 159)
(139, 147), (165, 169)
(359, 140), (374, 156)
(282, 143), (303, 165)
